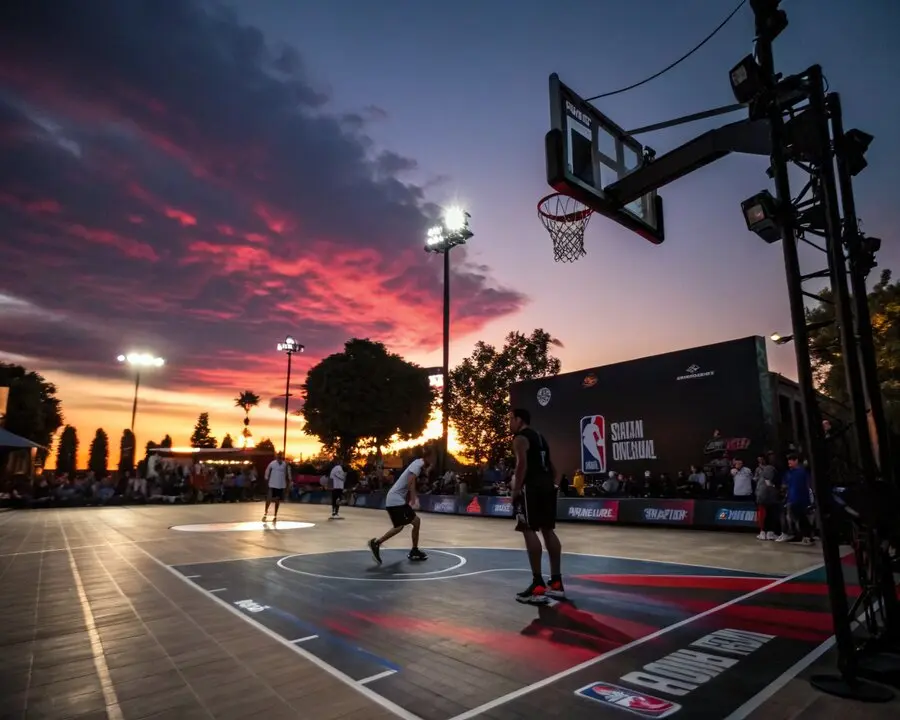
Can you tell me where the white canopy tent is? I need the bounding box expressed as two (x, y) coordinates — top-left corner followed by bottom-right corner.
(0, 427), (44, 449)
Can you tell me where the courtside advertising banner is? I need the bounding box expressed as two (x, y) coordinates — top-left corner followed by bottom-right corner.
(420, 495), (458, 514)
(624, 499), (696, 526)
(557, 498), (619, 522)
(484, 496), (515, 517)
(353, 493), (386, 509)
(698, 500), (759, 528)
(461, 495), (485, 516)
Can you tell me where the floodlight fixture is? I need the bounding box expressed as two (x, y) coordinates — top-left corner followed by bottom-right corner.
(843, 129), (874, 177)
(741, 191), (782, 244)
(770, 319), (834, 346)
(443, 206), (467, 233)
(424, 206), (473, 253)
(118, 352), (165, 368)
(729, 55), (767, 105)
(277, 336), (304, 354)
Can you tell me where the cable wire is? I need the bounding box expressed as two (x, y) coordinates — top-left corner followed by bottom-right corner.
(585, 0), (748, 102)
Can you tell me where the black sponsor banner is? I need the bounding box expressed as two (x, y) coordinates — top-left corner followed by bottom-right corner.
(618, 499), (696, 526)
(352, 493), (386, 510)
(299, 491), (330, 505)
(557, 498), (620, 523)
(695, 500), (759, 529)
(419, 495), (458, 514)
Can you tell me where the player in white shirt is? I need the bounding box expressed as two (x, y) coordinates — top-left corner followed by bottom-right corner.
(262, 451), (291, 523)
(368, 446), (433, 564)
(329, 461), (346, 519)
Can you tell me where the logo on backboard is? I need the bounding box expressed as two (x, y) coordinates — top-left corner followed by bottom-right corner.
(536, 387), (552, 406)
(575, 682), (681, 717)
(580, 415), (606, 473)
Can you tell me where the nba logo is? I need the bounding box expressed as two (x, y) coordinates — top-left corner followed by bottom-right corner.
(580, 415), (606, 473)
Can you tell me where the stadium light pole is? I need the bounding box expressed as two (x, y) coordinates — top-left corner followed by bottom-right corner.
(424, 207), (473, 474)
(117, 352), (165, 434)
(276, 336), (304, 457)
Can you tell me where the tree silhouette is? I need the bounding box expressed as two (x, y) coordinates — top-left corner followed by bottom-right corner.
(301, 339), (433, 462)
(449, 329), (562, 465)
(190, 413), (217, 448)
(160, 434), (173, 448)
(257, 438), (275, 452)
(221, 433), (234, 449)
(1, 362), (64, 463)
(118, 429), (136, 471)
(235, 390), (260, 446)
(55, 425), (78, 476)
(88, 428), (109, 476)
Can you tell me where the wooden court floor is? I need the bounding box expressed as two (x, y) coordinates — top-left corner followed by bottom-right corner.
(0, 504), (896, 719)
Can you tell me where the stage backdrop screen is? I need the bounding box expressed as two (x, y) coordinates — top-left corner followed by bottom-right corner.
(510, 336), (771, 479)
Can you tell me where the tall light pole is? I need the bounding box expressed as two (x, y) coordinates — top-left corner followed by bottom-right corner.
(276, 336), (304, 457)
(424, 206), (473, 474)
(117, 352), (165, 433)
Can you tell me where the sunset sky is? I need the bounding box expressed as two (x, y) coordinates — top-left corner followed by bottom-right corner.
(1, 0), (898, 469)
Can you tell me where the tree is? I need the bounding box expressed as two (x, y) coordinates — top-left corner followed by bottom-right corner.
(118, 429), (136, 472)
(160, 434), (173, 448)
(0, 363), (64, 462)
(55, 425), (78, 476)
(88, 428), (109, 476)
(190, 413), (217, 448)
(448, 329), (563, 466)
(301, 338), (434, 461)
(235, 390), (260, 446)
(221, 433), (234, 449)
(807, 268), (900, 431)
(257, 438), (276, 452)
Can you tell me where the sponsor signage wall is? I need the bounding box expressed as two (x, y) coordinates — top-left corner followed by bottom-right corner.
(512, 337), (771, 478)
(346, 493), (756, 530)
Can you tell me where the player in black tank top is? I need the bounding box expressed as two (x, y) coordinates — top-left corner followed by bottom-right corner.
(515, 427), (554, 490)
(509, 408), (565, 604)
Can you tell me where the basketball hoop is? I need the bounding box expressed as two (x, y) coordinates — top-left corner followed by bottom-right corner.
(537, 193), (592, 263)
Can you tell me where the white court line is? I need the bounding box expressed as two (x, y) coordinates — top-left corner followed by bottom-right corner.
(358, 670), (397, 685)
(167, 545), (783, 577)
(141, 548), (423, 720)
(291, 635), (318, 643)
(208, 587), (227, 593)
(446, 558), (826, 720)
(722, 603), (878, 720)
(184, 574), (201, 579)
(0, 537), (174, 558)
(58, 513), (124, 720)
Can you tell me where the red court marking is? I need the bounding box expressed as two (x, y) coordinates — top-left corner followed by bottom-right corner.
(573, 574), (774, 592)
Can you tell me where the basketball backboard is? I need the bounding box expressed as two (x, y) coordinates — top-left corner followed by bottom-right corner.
(546, 73), (665, 244)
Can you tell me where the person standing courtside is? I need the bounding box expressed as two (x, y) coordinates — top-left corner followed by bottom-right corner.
(329, 459), (346, 519)
(262, 451), (290, 523)
(509, 408), (564, 604)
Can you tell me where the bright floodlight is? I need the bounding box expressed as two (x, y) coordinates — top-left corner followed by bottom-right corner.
(770, 333), (782, 343)
(277, 336), (304, 353)
(426, 226), (445, 247)
(119, 352), (165, 368)
(443, 206), (467, 233)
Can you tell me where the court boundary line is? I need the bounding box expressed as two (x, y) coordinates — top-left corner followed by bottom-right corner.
(137, 545), (423, 720)
(445, 557), (826, 720)
(168, 544), (783, 577)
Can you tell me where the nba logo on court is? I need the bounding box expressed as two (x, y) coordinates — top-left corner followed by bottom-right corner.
(580, 415), (606, 473)
(575, 682), (681, 717)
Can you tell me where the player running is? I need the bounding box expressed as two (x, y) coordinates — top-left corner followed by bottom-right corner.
(509, 408), (564, 604)
(368, 445), (433, 564)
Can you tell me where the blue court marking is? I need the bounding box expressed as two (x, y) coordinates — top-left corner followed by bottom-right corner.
(265, 605), (401, 672)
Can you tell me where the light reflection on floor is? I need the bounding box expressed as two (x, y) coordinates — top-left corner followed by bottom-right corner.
(170, 520), (315, 532)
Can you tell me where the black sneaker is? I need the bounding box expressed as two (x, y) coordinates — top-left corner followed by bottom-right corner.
(545, 579), (566, 599)
(368, 538), (382, 565)
(408, 548), (428, 561)
(516, 580), (548, 604)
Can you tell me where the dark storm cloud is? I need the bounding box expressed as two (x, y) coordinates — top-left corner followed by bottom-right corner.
(0, 0), (525, 395)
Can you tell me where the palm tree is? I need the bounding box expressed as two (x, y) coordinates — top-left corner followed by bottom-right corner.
(235, 390), (260, 446)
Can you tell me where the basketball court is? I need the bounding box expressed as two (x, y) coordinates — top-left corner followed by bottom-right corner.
(2, 504), (896, 719)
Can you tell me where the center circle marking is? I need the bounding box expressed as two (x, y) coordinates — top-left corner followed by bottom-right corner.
(277, 549), (467, 582)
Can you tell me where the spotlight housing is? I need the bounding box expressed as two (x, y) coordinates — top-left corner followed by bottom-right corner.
(741, 191), (782, 244)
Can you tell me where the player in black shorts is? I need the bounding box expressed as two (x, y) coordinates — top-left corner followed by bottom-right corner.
(510, 408), (564, 604)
